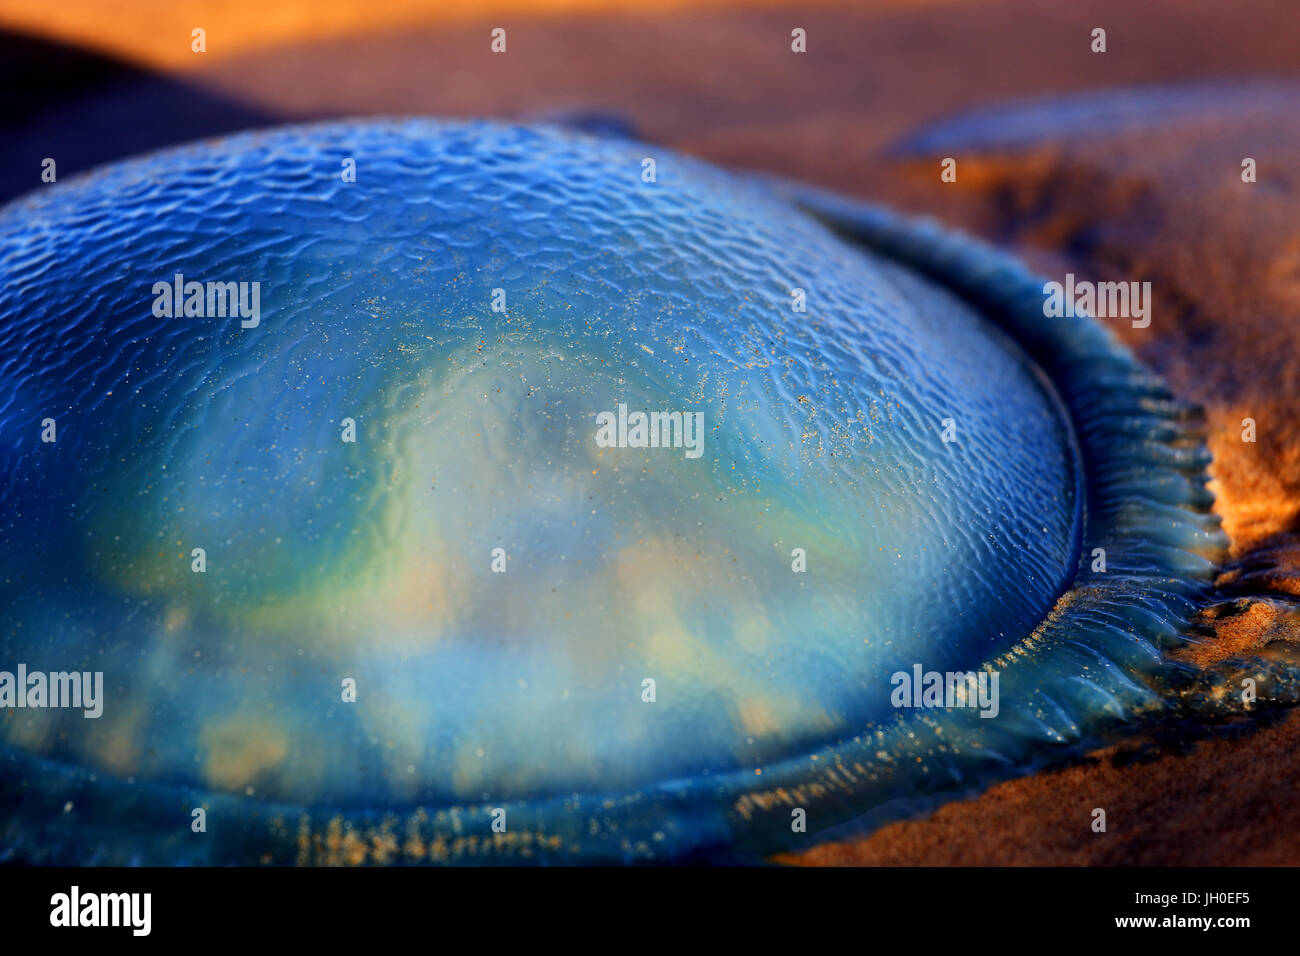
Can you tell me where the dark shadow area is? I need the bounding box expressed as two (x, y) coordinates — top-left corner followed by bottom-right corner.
(0, 30), (280, 204)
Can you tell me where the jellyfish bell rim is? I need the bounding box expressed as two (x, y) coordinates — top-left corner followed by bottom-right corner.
(0, 119), (1227, 864)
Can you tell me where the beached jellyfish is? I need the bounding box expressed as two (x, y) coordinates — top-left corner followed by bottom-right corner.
(0, 120), (1237, 863)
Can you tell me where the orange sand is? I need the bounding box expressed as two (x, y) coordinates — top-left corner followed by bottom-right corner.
(0, 0), (953, 70)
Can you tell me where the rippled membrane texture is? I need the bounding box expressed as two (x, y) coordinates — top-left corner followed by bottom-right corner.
(0, 120), (1257, 865)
